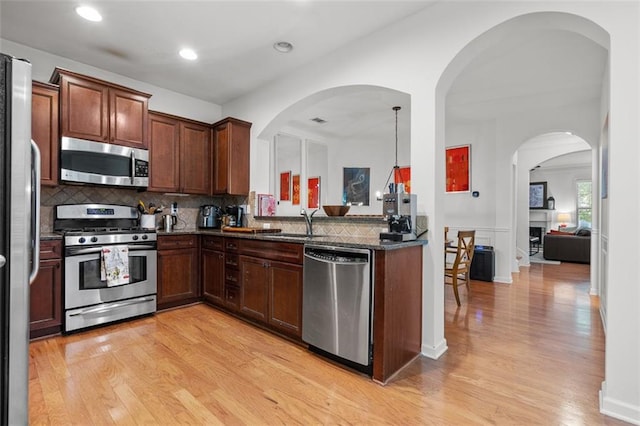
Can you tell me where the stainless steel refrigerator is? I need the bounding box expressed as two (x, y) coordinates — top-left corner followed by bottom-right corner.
(0, 53), (40, 424)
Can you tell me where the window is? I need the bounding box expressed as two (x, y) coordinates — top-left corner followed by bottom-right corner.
(576, 180), (592, 227)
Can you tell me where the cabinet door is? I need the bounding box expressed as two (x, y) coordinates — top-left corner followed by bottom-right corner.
(239, 256), (268, 321)
(212, 122), (229, 194)
(32, 82), (59, 186)
(212, 119), (251, 196)
(268, 261), (303, 337)
(30, 258), (62, 339)
(148, 113), (180, 192)
(59, 74), (109, 142)
(157, 247), (199, 310)
(180, 121), (211, 195)
(202, 249), (225, 306)
(109, 88), (149, 148)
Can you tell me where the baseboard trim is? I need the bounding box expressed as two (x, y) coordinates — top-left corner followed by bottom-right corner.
(422, 338), (448, 359)
(600, 381), (640, 424)
(493, 275), (513, 284)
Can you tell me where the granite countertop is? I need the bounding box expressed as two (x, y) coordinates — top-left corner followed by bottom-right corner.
(41, 232), (63, 240)
(158, 228), (427, 250)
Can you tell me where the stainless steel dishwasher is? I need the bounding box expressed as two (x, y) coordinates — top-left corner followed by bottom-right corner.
(302, 244), (373, 372)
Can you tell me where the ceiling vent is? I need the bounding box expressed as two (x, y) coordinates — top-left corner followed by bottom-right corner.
(310, 117), (327, 124)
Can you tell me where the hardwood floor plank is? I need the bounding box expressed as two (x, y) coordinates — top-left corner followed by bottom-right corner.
(29, 263), (628, 425)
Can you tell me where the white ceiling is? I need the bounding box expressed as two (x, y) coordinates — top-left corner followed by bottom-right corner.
(0, 0), (434, 105)
(0, 1), (607, 161)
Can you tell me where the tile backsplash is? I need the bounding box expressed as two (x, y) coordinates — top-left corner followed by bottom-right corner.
(41, 185), (429, 240)
(40, 185), (246, 232)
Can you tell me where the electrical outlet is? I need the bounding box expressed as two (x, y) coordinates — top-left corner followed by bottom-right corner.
(171, 202), (178, 215)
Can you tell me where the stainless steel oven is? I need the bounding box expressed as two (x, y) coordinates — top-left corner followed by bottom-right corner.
(55, 204), (157, 332)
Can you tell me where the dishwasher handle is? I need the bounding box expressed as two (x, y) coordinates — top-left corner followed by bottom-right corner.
(304, 250), (369, 265)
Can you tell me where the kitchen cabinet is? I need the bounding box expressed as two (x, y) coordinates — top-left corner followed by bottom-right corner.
(223, 238), (241, 311)
(148, 111), (211, 195)
(157, 234), (200, 310)
(201, 236), (225, 306)
(211, 117), (251, 196)
(51, 68), (151, 149)
(31, 81), (59, 186)
(30, 240), (62, 339)
(237, 239), (303, 337)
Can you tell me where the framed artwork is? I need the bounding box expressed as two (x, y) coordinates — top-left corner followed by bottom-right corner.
(529, 181), (547, 209)
(445, 145), (470, 193)
(257, 194), (276, 216)
(308, 177), (320, 208)
(343, 167), (370, 206)
(280, 171), (291, 201)
(292, 174), (300, 205)
(394, 166), (411, 193)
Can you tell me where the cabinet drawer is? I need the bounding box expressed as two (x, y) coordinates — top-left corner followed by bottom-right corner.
(225, 284), (240, 310)
(224, 238), (241, 253)
(225, 269), (240, 285)
(239, 239), (303, 264)
(202, 235), (224, 250)
(158, 234), (197, 249)
(39, 240), (62, 260)
(225, 254), (239, 269)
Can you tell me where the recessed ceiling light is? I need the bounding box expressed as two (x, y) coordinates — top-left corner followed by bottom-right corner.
(273, 41), (293, 53)
(76, 6), (102, 22)
(179, 48), (198, 61)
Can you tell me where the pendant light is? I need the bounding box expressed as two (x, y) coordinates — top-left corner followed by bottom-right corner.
(377, 106), (402, 200)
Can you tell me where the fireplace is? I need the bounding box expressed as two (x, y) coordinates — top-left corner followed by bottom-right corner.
(529, 226), (545, 241)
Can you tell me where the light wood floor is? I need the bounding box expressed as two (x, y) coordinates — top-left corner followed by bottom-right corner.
(29, 262), (627, 425)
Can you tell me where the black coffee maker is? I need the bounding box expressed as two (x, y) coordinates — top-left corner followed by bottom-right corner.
(225, 205), (244, 228)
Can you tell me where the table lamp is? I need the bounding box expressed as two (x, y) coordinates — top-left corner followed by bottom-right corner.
(557, 212), (571, 228)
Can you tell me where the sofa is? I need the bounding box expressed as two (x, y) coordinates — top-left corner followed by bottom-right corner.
(543, 228), (591, 263)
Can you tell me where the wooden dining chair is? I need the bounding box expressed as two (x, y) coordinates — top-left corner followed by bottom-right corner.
(444, 230), (476, 306)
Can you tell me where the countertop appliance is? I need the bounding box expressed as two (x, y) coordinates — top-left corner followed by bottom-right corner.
(380, 193), (417, 241)
(0, 53), (39, 424)
(60, 136), (149, 188)
(302, 245), (373, 374)
(225, 205), (244, 228)
(162, 214), (177, 232)
(54, 204), (157, 333)
(198, 205), (222, 229)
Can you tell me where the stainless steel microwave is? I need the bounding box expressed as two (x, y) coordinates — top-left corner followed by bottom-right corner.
(60, 136), (149, 188)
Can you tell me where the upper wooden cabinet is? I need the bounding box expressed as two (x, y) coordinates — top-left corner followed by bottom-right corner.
(212, 117), (251, 196)
(148, 111), (211, 195)
(31, 81), (59, 186)
(51, 68), (151, 149)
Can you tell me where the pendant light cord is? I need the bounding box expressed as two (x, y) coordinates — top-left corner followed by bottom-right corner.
(383, 106), (402, 192)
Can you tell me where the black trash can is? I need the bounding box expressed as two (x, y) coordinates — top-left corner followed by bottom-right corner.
(470, 245), (494, 282)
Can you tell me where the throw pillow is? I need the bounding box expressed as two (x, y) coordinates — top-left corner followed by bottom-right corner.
(549, 229), (574, 235)
(575, 228), (591, 236)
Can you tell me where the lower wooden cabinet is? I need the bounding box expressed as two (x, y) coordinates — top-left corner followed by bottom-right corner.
(201, 236), (225, 306)
(30, 240), (62, 339)
(237, 242), (303, 338)
(157, 234), (200, 310)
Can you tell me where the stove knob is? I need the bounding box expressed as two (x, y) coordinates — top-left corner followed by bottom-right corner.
(78, 237), (86, 244)
(91, 236), (98, 243)
(141, 234), (148, 240)
(132, 235), (139, 241)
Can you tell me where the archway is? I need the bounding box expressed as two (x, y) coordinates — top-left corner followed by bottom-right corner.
(436, 11), (608, 286)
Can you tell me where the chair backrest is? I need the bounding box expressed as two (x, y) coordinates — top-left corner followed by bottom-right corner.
(452, 230), (475, 270)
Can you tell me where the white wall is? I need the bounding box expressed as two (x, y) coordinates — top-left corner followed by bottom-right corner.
(223, 2), (640, 422)
(0, 39), (222, 123)
(530, 164), (591, 229)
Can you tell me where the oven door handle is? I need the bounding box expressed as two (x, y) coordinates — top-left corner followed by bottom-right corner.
(68, 297), (156, 317)
(67, 245), (156, 256)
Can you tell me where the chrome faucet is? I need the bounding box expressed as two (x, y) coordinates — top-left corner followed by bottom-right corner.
(301, 208), (318, 236)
